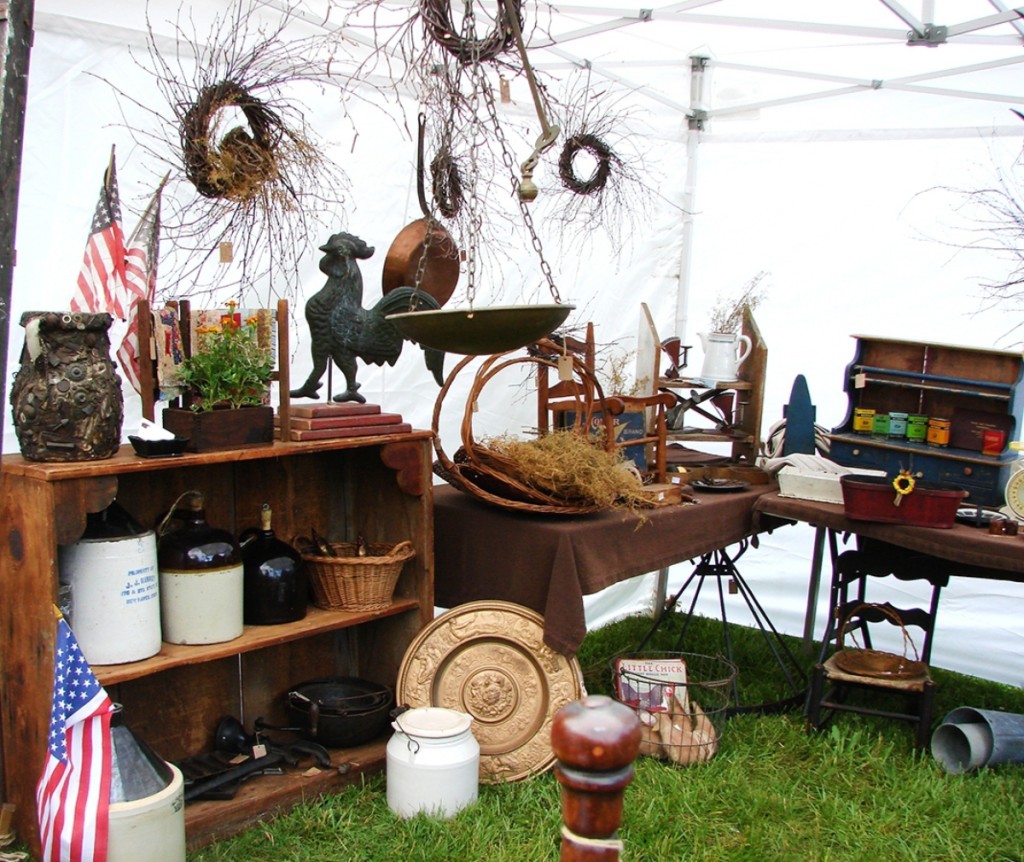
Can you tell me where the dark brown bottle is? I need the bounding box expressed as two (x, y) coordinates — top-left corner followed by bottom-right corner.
(239, 503), (307, 625)
(157, 492), (244, 645)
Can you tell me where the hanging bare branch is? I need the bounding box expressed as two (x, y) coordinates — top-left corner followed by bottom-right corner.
(105, 0), (361, 304)
(914, 137), (1024, 344)
(538, 68), (656, 259)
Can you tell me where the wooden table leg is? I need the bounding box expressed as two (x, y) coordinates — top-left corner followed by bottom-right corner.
(802, 527), (840, 654)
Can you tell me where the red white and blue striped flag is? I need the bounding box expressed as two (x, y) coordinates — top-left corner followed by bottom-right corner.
(70, 147), (128, 320)
(116, 178), (165, 394)
(36, 618), (116, 862)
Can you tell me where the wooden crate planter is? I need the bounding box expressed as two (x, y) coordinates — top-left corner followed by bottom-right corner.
(162, 405), (275, 452)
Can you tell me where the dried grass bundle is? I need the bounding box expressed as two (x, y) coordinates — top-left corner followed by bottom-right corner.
(481, 431), (644, 508)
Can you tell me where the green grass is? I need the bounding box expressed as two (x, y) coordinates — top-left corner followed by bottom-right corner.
(187, 613), (1024, 862)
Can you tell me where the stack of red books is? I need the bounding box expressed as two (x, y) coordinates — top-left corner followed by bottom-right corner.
(276, 403), (411, 441)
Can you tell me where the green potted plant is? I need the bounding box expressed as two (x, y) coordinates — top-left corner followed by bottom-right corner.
(162, 303), (276, 450)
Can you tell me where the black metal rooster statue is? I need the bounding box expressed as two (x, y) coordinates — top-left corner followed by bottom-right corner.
(290, 232), (445, 403)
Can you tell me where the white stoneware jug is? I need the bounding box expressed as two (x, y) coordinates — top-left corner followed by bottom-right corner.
(698, 331), (752, 382)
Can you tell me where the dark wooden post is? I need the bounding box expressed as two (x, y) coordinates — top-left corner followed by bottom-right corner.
(551, 694), (641, 862)
(1, 0), (36, 460)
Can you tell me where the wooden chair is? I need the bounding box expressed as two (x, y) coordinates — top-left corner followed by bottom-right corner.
(535, 323), (598, 435)
(534, 323), (674, 483)
(806, 544), (948, 750)
(601, 393), (676, 484)
(137, 298), (291, 440)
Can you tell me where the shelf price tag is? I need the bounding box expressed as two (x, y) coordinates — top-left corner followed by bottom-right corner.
(557, 354), (574, 382)
(854, 373), (866, 389)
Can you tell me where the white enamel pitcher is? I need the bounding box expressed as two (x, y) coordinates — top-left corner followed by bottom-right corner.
(698, 331), (752, 381)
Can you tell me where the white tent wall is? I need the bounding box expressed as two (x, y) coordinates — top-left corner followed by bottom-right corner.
(5, 1), (1024, 686)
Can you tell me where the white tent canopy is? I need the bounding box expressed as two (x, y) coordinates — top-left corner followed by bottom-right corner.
(4, 0), (1024, 685)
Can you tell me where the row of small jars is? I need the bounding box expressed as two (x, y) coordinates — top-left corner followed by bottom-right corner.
(853, 408), (950, 447)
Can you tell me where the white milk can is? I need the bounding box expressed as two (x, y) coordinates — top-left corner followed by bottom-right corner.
(386, 707), (479, 818)
(698, 331), (752, 381)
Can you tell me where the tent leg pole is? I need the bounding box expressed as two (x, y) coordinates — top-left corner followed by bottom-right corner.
(651, 567), (670, 617)
(674, 52), (710, 342)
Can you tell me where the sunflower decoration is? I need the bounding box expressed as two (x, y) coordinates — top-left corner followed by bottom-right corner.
(892, 470), (916, 506)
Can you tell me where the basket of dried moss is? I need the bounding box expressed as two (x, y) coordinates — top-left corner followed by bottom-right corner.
(432, 345), (647, 514)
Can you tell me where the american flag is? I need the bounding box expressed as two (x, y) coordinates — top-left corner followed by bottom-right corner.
(36, 618), (115, 862)
(70, 147), (128, 319)
(116, 179), (165, 395)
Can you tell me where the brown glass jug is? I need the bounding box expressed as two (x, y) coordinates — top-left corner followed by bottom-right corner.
(239, 503), (308, 625)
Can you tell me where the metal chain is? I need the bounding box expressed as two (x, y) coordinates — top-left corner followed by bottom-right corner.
(411, 226), (434, 310)
(411, 112), (437, 309)
(479, 74), (562, 304)
(461, 0), (485, 308)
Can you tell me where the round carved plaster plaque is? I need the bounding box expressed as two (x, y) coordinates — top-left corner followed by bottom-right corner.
(396, 601), (584, 783)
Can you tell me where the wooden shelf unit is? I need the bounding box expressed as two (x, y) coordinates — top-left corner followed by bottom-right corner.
(659, 307), (768, 463)
(0, 432), (435, 855)
(827, 336), (1024, 506)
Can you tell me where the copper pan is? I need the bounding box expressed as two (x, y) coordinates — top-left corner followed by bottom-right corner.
(381, 114), (459, 307)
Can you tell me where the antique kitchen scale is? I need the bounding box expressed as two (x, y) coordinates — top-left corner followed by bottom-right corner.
(995, 443), (1024, 526)
(1004, 464), (1024, 520)
(954, 441), (1024, 529)
(385, 0), (574, 354)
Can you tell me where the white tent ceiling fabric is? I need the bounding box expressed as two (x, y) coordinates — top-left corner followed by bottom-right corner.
(6, 0), (1024, 685)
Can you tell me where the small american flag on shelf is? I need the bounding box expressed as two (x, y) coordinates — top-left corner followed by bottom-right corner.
(35, 616), (115, 862)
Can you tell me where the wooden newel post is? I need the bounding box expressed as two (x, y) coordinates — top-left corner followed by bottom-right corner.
(551, 694), (642, 862)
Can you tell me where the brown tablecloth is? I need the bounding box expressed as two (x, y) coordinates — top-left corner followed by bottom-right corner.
(433, 482), (778, 656)
(752, 493), (1024, 579)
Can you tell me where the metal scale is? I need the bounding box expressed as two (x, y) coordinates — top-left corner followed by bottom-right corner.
(386, 0), (574, 355)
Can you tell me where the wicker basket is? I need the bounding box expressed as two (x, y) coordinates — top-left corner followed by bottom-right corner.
(610, 651), (736, 767)
(832, 602), (927, 680)
(431, 344), (611, 515)
(303, 541), (415, 611)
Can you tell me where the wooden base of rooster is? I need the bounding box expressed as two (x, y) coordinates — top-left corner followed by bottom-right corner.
(290, 232), (446, 404)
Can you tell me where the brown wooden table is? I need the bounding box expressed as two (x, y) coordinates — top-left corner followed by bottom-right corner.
(751, 492), (1024, 649)
(433, 482), (779, 656)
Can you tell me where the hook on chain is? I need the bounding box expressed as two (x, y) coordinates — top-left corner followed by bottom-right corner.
(497, 0), (560, 201)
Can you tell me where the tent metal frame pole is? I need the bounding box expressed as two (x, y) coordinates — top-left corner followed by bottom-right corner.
(651, 52), (708, 618)
(674, 52), (708, 343)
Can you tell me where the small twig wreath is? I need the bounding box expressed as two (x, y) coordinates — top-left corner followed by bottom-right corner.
(431, 148), (464, 218)
(420, 0), (524, 64)
(558, 133), (616, 195)
(182, 80), (285, 201)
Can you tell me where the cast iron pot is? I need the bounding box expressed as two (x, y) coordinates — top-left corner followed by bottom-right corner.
(286, 677), (394, 748)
